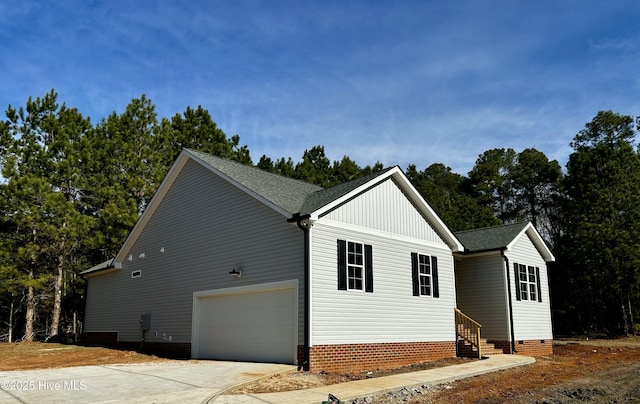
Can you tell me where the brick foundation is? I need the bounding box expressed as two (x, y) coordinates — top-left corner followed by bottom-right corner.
(306, 341), (456, 373)
(81, 332), (191, 358)
(514, 339), (553, 356)
(486, 339), (553, 356)
(81, 331), (118, 345)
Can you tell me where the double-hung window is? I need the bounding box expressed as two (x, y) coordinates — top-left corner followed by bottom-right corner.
(514, 263), (542, 302)
(347, 241), (364, 290)
(411, 252), (439, 297)
(337, 239), (373, 292)
(418, 254), (431, 295)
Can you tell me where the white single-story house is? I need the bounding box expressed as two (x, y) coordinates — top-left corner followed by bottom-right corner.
(82, 149), (554, 372)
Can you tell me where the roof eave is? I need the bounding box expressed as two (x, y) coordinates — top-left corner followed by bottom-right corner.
(506, 222), (555, 262)
(454, 247), (504, 256)
(80, 259), (121, 276)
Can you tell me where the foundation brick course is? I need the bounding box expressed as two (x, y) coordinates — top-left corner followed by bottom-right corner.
(486, 339), (553, 356)
(304, 341), (456, 373)
(81, 332), (191, 358)
(515, 339), (553, 356)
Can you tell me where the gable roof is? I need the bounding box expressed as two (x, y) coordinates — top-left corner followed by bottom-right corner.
(188, 149), (323, 215)
(455, 221), (555, 262)
(112, 149), (463, 265)
(299, 166), (397, 215)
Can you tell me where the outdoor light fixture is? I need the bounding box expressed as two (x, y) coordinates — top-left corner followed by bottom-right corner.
(229, 266), (242, 278)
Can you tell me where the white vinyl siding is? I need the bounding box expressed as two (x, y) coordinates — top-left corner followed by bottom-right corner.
(455, 253), (510, 341)
(323, 178), (447, 246)
(508, 234), (553, 341)
(310, 221), (456, 345)
(84, 159), (304, 346)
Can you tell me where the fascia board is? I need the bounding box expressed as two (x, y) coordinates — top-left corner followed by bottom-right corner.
(506, 222), (556, 262)
(453, 249), (502, 259)
(187, 151), (291, 218)
(308, 167), (401, 220)
(309, 167), (464, 252)
(80, 258), (117, 276)
(395, 173), (464, 252)
(114, 150), (191, 264)
(82, 266), (119, 277)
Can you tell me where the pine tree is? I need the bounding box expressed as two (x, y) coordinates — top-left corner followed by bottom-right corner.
(0, 90), (91, 340)
(468, 148), (518, 223)
(561, 111), (640, 335)
(511, 148), (562, 244)
(406, 163), (499, 231)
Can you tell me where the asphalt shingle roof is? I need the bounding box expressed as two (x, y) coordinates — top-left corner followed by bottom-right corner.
(299, 166), (397, 215)
(187, 149), (394, 216)
(454, 221), (530, 252)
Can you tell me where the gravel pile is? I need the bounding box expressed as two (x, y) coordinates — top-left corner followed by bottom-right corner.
(348, 384), (450, 404)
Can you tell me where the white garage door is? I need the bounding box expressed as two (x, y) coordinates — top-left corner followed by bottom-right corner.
(194, 284), (296, 364)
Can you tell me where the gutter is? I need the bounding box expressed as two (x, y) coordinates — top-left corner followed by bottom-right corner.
(288, 213), (311, 371)
(501, 249), (517, 354)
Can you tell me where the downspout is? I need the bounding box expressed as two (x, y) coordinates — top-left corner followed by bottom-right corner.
(501, 249), (517, 354)
(289, 213), (311, 371)
(81, 276), (89, 343)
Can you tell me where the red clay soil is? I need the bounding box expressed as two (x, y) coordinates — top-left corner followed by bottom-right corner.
(0, 342), (166, 371)
(3, 338), (640, 403)
(410, 340), (640, 403)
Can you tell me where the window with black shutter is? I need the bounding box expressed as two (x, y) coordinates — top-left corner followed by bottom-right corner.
(513, 262), (542, 302)
(337, 239), (373, 292)
(412, 252), (439, 298)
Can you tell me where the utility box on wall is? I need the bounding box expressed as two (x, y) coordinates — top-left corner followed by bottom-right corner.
(140, 313), (151, 331)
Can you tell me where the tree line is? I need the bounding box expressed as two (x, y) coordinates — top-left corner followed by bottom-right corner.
(1, 90), (638, 342)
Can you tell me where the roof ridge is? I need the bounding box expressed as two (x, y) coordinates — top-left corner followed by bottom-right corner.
(185, 148), (326, 190)
(185, 149), (322, 215)
(455, 220), (530, 234)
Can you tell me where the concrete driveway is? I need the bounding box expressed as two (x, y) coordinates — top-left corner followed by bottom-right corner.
(0, 361), (295, 404)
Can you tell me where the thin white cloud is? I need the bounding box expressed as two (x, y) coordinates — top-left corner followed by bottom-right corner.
(1, 0), (639, 178)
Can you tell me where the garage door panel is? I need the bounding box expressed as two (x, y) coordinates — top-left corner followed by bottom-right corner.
(195, 286), (296, 364)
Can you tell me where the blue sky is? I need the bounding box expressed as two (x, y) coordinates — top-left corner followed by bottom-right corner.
(1, 1), (639, 175)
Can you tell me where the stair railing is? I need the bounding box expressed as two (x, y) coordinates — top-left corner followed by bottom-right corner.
(455, 308), (482, 358)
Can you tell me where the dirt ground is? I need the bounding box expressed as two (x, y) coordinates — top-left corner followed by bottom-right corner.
(227, 357), (473, 394)
(0, 342), (166, 371)
(412, 339), (640, 404)
(2, 338), (640, 403)
(230, 337), (640, 403)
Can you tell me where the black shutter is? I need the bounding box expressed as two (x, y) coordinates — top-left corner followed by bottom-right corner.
(536, 267), (542, 302)
(431, 256), (439, 298)
(514, 263), (521, 301)
(364, 244), (373, 293)
(337, 240), (347, 290)
(411, 253), (419, 296)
